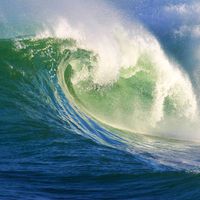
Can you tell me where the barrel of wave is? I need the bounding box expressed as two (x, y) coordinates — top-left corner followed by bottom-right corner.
(54, 18), (198, 137)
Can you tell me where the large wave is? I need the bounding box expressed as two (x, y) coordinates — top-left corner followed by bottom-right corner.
(2, 37), (200, 172)
(15, 0), (197, 139)
(1, 0), (200, 172)
(48, 18), (198, 139)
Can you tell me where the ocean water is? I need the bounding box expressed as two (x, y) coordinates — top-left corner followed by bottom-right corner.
(1, 0), (200, 199)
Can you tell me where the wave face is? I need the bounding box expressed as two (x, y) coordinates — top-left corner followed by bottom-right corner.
(1, 0), (200, 199)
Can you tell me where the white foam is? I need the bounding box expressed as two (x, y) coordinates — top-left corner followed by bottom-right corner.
(39, 1), (199, 138)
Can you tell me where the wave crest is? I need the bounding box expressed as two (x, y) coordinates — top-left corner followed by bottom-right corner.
(51, 19), (199, 138)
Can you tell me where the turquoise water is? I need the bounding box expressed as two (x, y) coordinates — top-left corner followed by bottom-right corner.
(1, 1), (200, 199)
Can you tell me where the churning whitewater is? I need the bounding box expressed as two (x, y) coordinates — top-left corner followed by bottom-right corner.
(53, 18), (198, 139)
